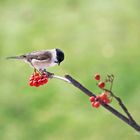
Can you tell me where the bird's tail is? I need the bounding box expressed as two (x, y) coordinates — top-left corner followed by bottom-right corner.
(6, 55), (26, 60)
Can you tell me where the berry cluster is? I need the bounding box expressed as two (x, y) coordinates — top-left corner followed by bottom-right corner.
(29, 72), (49, 87)
(94, 74), (105, 89)
(90, 73), (113, 108)
(90, 92), (110, 108)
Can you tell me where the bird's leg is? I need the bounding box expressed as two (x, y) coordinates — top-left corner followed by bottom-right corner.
(33, 67), (42, 75)
(34, 68), (37, 73)
(29, 61), (41, 75)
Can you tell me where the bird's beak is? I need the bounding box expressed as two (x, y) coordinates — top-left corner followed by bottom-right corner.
(55, 61), (60, 66)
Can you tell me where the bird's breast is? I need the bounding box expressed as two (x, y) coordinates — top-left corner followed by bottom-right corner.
(31, 59), (56, 70)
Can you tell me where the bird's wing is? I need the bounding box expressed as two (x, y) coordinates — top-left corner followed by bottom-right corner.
(26, 51), (52, 61)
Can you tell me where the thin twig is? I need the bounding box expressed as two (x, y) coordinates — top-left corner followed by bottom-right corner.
(105, 75), (136, 123)
(104, 89), (137, 123)
(39, 70), (71, 83)
(52, 75), (71, 84)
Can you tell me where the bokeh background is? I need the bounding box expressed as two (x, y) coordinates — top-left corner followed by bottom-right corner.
(0, 0), (140, 140)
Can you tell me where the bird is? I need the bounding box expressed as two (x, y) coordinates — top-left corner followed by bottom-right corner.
(6, 48), (65, 72)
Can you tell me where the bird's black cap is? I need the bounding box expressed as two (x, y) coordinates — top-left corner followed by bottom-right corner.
(56, 48), (64, 65)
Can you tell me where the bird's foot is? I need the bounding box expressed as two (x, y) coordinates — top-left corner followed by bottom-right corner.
(34, 68), (42, 75)
(39, 69), (54, 78)
(34, 68), (37, 73)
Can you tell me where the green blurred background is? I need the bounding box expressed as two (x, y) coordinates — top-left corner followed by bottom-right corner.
(0, 0), (140, 140)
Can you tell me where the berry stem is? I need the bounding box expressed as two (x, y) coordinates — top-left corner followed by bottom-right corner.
(109, 74), (114, 91)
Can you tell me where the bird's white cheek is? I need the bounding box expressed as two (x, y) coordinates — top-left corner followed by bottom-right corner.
(48, 62), (57, 67)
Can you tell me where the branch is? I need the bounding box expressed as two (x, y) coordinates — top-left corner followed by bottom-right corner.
(104, 89), (137, 123)
(52, 75), (71, 84)
(47, 72), (140, 132)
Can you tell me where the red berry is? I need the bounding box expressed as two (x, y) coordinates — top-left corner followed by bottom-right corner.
(41, 80), (45, 85)
(91, 102), (95, 108)
(33, 81), (37, 86)
(41, 78), (45, 83)
(103, 98), (110, 104)
(95, 95), (100, 101)
(98, 92), (110, 104)
(44, 78), (48, 83)
(94, 74), (100, 80)
(99, 92), (108, 100)
(94, 102), (100, 108)
(29, 77), (34, 81)
(29, 81), (34, 86)
(91, 101), (100, 108)
(98, 81), (105, 89)
(89, 96), (95, 102)
(34, 76), (40, 81)
(34, 72), (40, 76)
(34, 84), (39, 87)
(42, 75), (47, 78)
(42, 77), (48, 84)
(38, 79), (42, 84)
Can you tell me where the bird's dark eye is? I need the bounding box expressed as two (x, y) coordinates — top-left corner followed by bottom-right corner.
(56, 49), (64, 64)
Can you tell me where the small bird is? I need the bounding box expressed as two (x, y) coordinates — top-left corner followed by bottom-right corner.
(7, 48), (64, 71)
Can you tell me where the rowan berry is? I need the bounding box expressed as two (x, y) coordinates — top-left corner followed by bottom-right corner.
(89, 96), (95, 102)
(92, 101), (100, 108)
(94, 74), (100, 80)
(98, 81), (105, 89)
